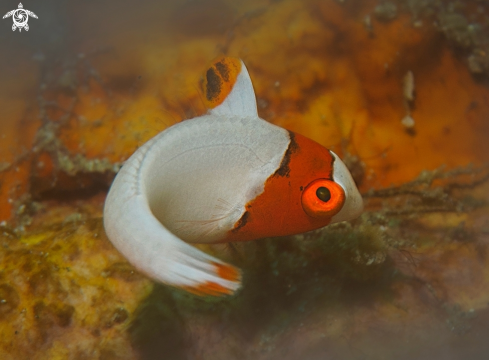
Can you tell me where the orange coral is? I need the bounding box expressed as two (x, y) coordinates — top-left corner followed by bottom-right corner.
(1, 0), (489, 358)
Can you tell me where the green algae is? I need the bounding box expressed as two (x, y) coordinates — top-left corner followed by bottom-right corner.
(0, 215), (150, 359)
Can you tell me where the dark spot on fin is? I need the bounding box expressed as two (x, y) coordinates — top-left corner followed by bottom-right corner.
(205, 68), (222, 102)
(202, 56), (242, 109)
(215, 60), (230, 82)
(273, 131), (298, 178)
(232, 211), (249, 232)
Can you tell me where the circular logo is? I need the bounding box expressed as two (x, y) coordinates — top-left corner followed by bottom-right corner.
(12, 9), (28, 28)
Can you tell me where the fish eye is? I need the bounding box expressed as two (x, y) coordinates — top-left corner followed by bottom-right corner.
(316, 187), (331, 202)
(301, 179), (345, 218)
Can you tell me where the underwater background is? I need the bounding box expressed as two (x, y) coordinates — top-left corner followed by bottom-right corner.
(1, 0), (489, 359)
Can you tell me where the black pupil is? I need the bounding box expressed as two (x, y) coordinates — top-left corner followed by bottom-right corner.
(316, 187), (331, 202)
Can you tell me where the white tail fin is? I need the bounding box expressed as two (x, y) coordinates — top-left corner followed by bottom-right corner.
(103, 139), (241, 296)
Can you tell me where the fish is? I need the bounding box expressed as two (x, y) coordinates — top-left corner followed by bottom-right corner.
(103, 56), (363, 296)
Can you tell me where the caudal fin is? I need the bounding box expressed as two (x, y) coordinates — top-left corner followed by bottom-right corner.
(103, 149), (242, 296)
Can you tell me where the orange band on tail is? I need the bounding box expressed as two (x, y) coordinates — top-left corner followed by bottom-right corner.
(183, 282), (234, 296)
(182, 262), (241, 296)
(203, 56), (242, 109)
(212, 261), (241, 282)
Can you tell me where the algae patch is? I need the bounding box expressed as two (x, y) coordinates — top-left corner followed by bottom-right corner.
(0, 215), (151, 360)
(125, 164), (489, 358)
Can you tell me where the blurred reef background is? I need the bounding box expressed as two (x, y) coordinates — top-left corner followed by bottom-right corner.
(1, 0), (489, 359)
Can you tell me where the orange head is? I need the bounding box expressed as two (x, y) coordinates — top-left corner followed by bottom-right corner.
(226, 131), (363, 242)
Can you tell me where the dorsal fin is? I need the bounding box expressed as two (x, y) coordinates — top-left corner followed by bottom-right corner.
(203, 56), (258, 118)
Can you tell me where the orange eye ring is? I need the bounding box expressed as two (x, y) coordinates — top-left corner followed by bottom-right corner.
(301, 179), (345, 218)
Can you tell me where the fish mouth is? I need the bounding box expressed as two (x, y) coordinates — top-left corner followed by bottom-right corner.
(329, 151), (364, 223)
